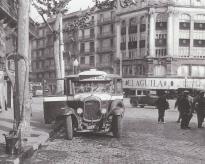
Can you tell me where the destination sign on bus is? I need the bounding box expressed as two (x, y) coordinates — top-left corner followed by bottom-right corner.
(123, 78), (205, 90)
(79, 75), (111, 81)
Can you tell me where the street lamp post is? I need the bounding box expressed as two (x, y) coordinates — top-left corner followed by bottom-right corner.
(73, 59), (79, 74)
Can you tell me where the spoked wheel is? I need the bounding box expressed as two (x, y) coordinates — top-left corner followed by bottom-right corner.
(112, 115), (122, 138)
(65, 115), (73, 140)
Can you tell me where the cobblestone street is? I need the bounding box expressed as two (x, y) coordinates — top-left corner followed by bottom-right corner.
(27, 99), (205, 164)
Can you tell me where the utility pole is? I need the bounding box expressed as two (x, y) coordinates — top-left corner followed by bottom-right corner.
(16, 0), (30, 138)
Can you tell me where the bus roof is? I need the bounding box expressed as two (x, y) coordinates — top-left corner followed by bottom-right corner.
(65, 69), (121, 81)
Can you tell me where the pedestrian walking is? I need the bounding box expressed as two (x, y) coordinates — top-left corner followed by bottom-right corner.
(177, 90), (192, 129)
(155, 92), (169, 123)
(194, 91), (205, 128)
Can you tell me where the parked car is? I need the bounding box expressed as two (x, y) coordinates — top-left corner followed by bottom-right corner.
(43, 69), (125, 140)
(130, 90), (158, 108)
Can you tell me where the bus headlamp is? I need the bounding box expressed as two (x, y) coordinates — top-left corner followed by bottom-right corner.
(77, 108), (83, 114)
(101, 108), (107, 114)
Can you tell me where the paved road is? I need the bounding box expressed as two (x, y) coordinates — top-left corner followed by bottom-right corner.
(26, 99), (205, 164)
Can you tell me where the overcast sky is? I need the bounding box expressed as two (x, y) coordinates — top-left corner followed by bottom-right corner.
(31, 0), (95, 22)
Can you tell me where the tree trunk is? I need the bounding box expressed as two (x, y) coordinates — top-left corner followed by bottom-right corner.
(54, 12), (64, 94)
(17, 0), (30, 138)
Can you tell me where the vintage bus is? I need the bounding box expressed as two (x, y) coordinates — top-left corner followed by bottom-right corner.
(43, 69), (125, 140)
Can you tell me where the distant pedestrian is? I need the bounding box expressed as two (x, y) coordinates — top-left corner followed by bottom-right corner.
(174, 92), (183, 123)
(177, 91), (192, 129)
(155, 92), (169, 123)
(194, 91), (205, 128)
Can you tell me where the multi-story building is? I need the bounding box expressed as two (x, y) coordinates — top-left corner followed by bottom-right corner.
(31, 0), (205, 95)
(77, 9), (96, 71)
(31, 11), (84, 92)
(95, 7), (116, 73)
(0, 0), (37, 109)
(116, 0), (205, 95)
(31, 7), (118, 93)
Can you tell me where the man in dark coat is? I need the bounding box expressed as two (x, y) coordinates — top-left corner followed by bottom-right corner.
(178, 91), (192, 129)
(194, 91), (205, 128)
(156, 93), (169, 123)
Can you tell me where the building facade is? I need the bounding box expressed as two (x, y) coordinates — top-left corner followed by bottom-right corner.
(31, 7), (118, 93)
(31, 0), (205, 95)
(117, 0), (205, 94)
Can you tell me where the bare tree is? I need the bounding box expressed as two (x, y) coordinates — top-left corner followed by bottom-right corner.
(32, 0), (71, 93)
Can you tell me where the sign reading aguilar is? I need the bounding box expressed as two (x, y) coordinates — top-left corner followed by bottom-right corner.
(123, 78), (204, 90)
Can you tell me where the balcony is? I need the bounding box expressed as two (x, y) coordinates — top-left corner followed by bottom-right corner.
(97, 17), (115, 25)
(96, 46), (116, 54)
(96, 62), (113, 69)
(78, 34), (95, 41)
(97, 31), (115, 39)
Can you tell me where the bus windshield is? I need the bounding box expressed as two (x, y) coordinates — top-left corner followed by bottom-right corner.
(74, 81), (114, 94)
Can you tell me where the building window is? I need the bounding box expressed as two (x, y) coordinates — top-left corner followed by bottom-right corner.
(111, 24), (114, 33)
(156, 22), (167, 30)
(128, 41), (137, 49)
(194, 23), (205, 30)
(129, 25), (137, 34)
(134, 65), (144, 75)
(155, 39), (167, 47)
(191, 66), (205, 77)
(90, 42), (95, 52)
(100, 26), (103, 34)
(90, 28), (94, 37)
(80, 43), (85, 52)
(80, 57), (85, 64)
(121, 27), (126, 35)
(177, 65), (189, 76)
(140, 40), (145, 48)
(154, 65), (166, 76)
(179, 22), (190, 30)
(111, 11), (115, 19)
(120, 42), (126, 50)
(193, 39), (205, 47)
(179, 39), (190, 47)
(140, 24), (146, 32)
(100, 14), (103, 22)
(90, 56), (94, 65)
(110, 39), (113, 47)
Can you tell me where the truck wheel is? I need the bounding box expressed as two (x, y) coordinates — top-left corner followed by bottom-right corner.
(65, 115), (73, 140)
(112, 115), (122, 138)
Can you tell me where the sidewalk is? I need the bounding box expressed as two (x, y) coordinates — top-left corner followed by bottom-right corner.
(0, 97), (52, 164)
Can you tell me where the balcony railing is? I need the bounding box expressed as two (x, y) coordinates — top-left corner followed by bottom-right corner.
(97, 17), (115, 25)
(96, 62), (113, 69)
(78, 34), (95, 40)
(97, 31), (115, 39)
(97, 46), (116, 53)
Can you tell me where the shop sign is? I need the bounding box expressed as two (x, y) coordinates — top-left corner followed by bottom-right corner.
(123, 78), (205, 90)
